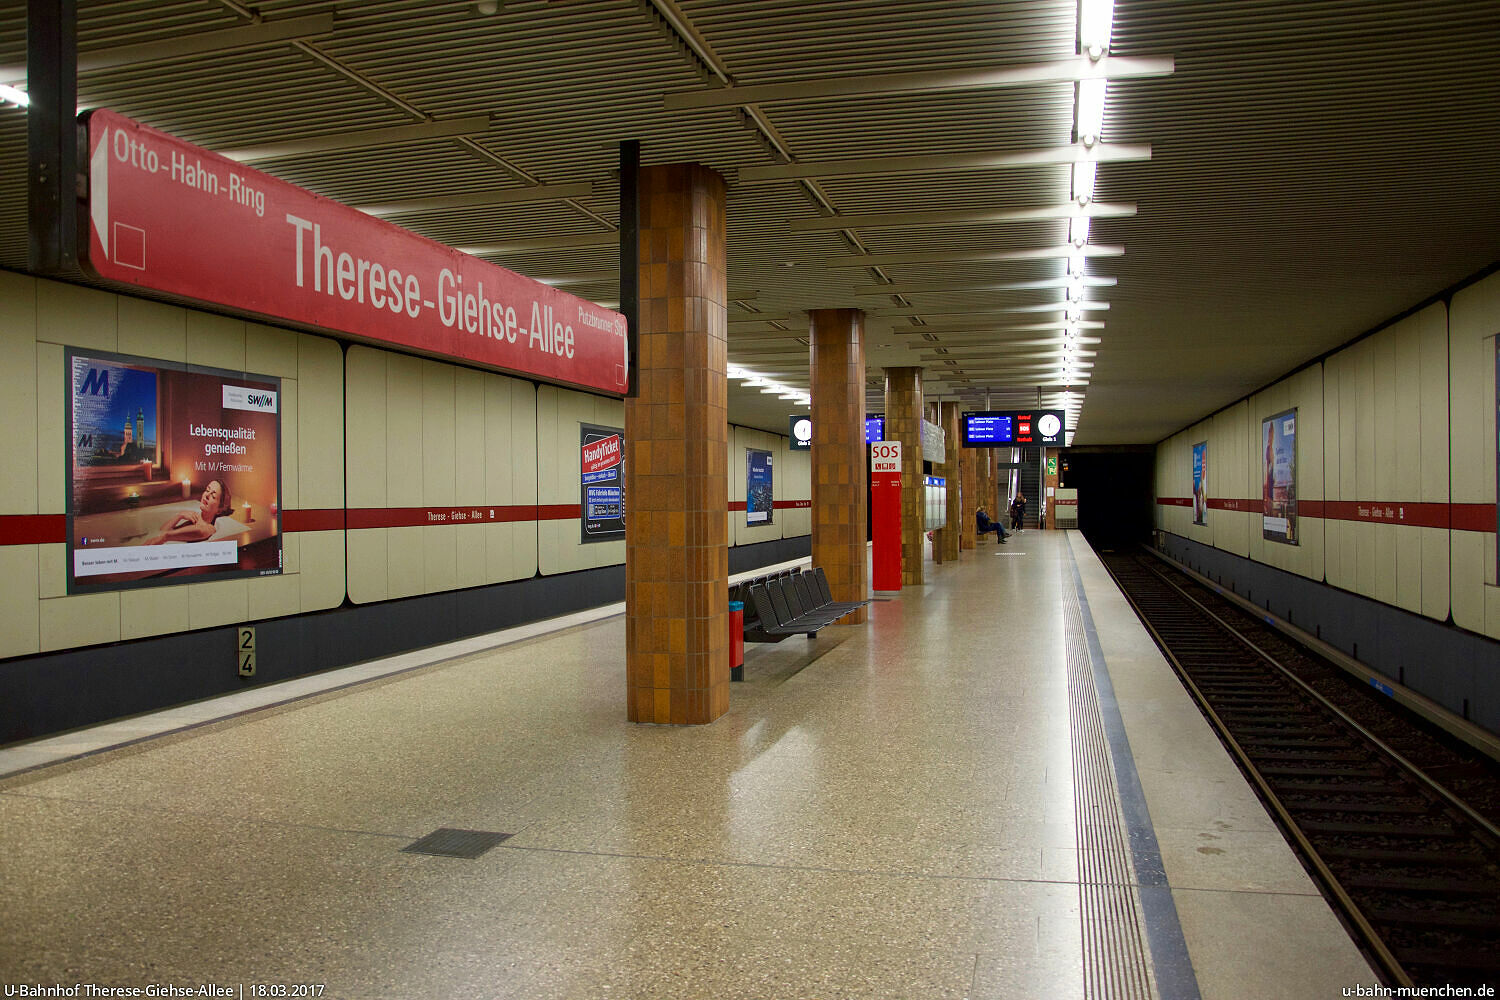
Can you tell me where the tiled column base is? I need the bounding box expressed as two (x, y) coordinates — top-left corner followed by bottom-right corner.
(624, 163), (728, 725)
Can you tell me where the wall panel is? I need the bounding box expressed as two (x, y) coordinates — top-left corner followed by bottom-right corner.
(1217, 401), (1252, 557)
(0, 272), (38, 517)
(782, 442), (812, 538)
(537, 383), (624, 575)
(2, 278), (346, 655)
(731, 425), (784, 547)
(1419, 304), (1452, 621)
(1247, 364), (1324, 583)
(1450, 272), (1500, 637)
(347, 346), (538, 602)
(486, 377), (538, 584)
(0, 545), (40, 658)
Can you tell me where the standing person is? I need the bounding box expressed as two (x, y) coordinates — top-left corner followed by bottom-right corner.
(1011, 492), (1027, 531)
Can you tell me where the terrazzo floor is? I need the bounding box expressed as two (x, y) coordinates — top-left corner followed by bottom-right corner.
(0, 532), (1377, 998)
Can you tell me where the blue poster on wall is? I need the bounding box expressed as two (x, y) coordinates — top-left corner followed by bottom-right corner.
(746, 448), (774, 526)
(1261, 409), (1297, 544)
(1192, 441), (1208, 526)
(581, 422), (625, 543)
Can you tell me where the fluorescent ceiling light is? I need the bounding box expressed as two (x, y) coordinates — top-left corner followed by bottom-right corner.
(660, 53), (1170, 110)
(1076, 78), (1108, 145)
(786, 202), (1136, 233)
(1068, 216), (1092, 247)
(1079, 0), (1118, 59)
(0, 13), (336, 86)
(220, 115), (496, 162)
(458, 232), (618, 255)
(854, 275), (1117, 296)
(739, 143), (1150, 184)
(824, 245), (1123, 268)
(0, 83), (27, 107)
(1072, 162), (1097, 203)
(873, 301), (1107, 318)
(356, 182), (593, 216)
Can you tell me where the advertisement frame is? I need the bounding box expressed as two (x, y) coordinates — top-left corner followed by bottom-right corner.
(580, 422), (626, 544)
(1192, 440), (1208, 526)
(65, 347), (283, 594)
(746, 448), (775, 526)
(1261, 408), (1298, 545)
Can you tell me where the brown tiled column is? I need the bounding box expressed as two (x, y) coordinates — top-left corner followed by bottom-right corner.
(883, 367), (924, 586)
(624, 163), (728, 725)
(809, 309), (869, 625)
(938, 401), (961, 562)
(960, 432), (976, 550)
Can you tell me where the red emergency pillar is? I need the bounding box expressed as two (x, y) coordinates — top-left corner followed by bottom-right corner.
(871, 440), (903, 591)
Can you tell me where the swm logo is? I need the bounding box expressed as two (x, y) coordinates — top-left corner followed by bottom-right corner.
(79, 368), (110, 396)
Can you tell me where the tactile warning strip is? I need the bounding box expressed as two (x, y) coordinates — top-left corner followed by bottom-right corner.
(1064, 574), (1158, 1000)
(401, 828), (512, 859)
(1062, 548), (1202, 1000)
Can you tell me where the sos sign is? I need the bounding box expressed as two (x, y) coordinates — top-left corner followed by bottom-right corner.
(871, 440), (902, 473)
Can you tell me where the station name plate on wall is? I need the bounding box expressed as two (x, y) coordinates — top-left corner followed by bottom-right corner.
(79, 110), (628, 396)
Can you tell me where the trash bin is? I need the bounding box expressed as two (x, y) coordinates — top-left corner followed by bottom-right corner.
(728, 600), (745, 682)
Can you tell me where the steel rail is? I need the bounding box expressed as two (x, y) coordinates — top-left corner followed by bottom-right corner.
(1132, 554), (1500, 848)
(1100, 554), (1413, 988)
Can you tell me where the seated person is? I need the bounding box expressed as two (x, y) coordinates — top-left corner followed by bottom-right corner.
(145, 479), (233, 544)
(975, 506), (1008, 542)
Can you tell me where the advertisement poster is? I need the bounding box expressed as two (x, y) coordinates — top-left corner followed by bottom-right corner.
(67, 350), (282, 592)
(1192, 441), (1208, 525)
(746, 449), (774, 525)
(1262, 409), (1297, 544)
(580, 423), (625, 542)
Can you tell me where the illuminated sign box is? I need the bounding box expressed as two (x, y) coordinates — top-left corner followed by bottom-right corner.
(80, 109), (628, 396)
(961, 409), (1066, 447)
(789, 415), (811, 451)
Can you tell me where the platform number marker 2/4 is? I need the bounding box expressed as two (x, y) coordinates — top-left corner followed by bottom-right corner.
(237, 626), (256, 677)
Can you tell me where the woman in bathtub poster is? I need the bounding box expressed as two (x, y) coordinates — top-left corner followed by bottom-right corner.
(67, 350), (282, 592)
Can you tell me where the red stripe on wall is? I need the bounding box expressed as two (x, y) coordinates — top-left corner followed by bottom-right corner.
(1207, 498), (1263, 513)
(1453, 503), (1496, 532)
(1319, 501), (1453, 528)
(777, 499), (812, 509)
(282, 509), (344, 532)
(346, 505), (572, 529)
(1159, 497), (1497, 533)
(0, 514), (65, 545)
(536, 504), (581, 521)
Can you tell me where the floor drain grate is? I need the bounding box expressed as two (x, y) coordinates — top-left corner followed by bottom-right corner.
(401, 828), (512, 859)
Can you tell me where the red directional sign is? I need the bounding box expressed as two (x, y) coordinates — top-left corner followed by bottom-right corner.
(80, 109), (628, 396)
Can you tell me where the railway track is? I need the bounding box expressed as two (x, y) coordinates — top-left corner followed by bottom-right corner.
(1100, 548), (1500, 989)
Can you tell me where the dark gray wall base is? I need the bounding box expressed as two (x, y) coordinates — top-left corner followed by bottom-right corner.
(1158, 534), (1500, 736)
(730, 535), (811, 574)
(0, 536), (812, 746)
